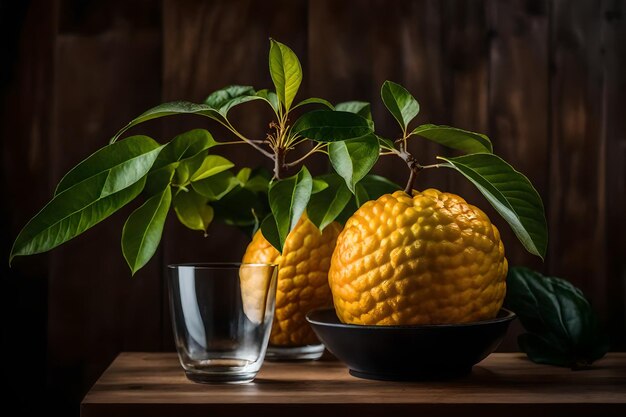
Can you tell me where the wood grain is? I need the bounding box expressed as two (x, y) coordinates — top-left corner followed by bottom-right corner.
(1, 0), (56, 414)
(308, 0), (451, 191)
(548, 0), (607, 311)
(81, 352), (626, 417)
(602, 0), (626, 350)
(47, 0), (163, 412)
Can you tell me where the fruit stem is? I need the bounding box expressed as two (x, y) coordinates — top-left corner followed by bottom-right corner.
(397, 141), (421, 193)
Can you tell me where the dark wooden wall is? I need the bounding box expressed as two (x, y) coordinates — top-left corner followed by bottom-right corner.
(2, 0), (625, 415)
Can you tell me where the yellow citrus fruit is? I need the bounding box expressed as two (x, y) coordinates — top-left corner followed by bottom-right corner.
(243, 213), (342, 346)
(329, 189), (507, 326)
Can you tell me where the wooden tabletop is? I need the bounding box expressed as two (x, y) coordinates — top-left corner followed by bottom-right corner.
(81, 352), (626, 417)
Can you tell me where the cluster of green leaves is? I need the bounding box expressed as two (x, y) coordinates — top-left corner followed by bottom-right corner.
(506, 267), (609, 368)
(10, 38), (549, 275)
(374, 81), (548, 259)
(10, 39), (389, 270)
(9, 129), (268, 274)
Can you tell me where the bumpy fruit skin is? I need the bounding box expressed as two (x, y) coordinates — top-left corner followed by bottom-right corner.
(329, 189), (507, 326)
(243, 213), (342, 346)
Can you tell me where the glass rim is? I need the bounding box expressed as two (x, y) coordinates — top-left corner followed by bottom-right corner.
(167, 262), (278, 270)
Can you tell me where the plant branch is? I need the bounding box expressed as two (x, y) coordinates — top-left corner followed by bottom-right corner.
(215, 118), (274, 159)
(274, 147), (286, 180)
(285, 144), (325, 167)
(420, 163), (443, 169)
(396, 140), (422, 193)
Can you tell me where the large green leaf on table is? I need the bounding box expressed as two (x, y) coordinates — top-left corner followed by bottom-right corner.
(268, 166), (312, 250)
(381, 81), (420, 132)
(10, 177), (146, 262)
(354, 175), (402, 207)
(269, 39), (302, 112)
(329, 133), (380, 192)
(189, 155), (235, 182)
(410, 124), (493, 154)
(307, 174), (352, 230)
(291, 110), (374, 142)
(111, 101), (221, 143)
(55, 135), (162, 195)
(438, 153), (548, 259)
(506, 267), (610, 368)
(121, 186), (172, 275)
(173, 189), (214, 233)
(192, 170), (240, 201)
(335, 101), (372, 120)
(204, 85), (255, 109)
(293, 97), (334, 110)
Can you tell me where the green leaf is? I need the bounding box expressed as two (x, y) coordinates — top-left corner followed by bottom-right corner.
(243, 168), (271, 193)
(56, 135), (162, 195)
(268, 166), (312, 250)
(151, 129), (217, 173)
(307, 174), (352, 230)
(335, 101), (372, 120)
(292, 110), (374, 142)
(204, 85), (255, 109)
(111, 101), (221, 143)
(204, 85), (271, 117)
(438, 153), (548, 259)
(255, 89), (280, 115)
(293, 97), (335, 110)
(506, 267), (610, 368)
(381, 80), (420, 132)
(192, 170), (240, 201)
(145, 165), (176, 197)
(11, 177), (146, 262)
(378, 135), (396, 150)
(260, 214), (282, 252)
(354, 174), (402, 207)
(189, 155), (235, 182)
(329, 133), (380, 192)
(174, 152), (205, 186)
(173, 189), (214, 233)
(410, 124), (493, 154)
(212, 187), (269, 230)
(218, 95), (267, 117)
(269, 39), (302, 112)
(145, 130), (216, 196)
(311, 178), (329, 194)
(121, 186), (172, 275)
(236, 167), (252, 185)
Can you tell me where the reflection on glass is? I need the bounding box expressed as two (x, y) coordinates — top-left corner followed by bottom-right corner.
(168, 263), (277, 383)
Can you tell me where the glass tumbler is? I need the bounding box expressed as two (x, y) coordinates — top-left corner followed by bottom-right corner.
(168, 263), (278, 383)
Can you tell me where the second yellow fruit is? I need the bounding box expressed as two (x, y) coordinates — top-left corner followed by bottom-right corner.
(243, 213), (341, 346)
(329, 189), (507, 326)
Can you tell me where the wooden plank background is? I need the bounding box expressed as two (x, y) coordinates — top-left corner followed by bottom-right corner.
(1, 0), (624, 415)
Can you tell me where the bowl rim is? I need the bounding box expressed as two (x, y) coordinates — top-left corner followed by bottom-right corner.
(306, 307), (516, 330)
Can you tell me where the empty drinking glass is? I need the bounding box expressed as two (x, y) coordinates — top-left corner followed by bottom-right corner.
(168, 263), (278, 383)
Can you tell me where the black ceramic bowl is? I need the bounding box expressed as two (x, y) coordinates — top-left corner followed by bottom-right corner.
(306, 308), (515, 381)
